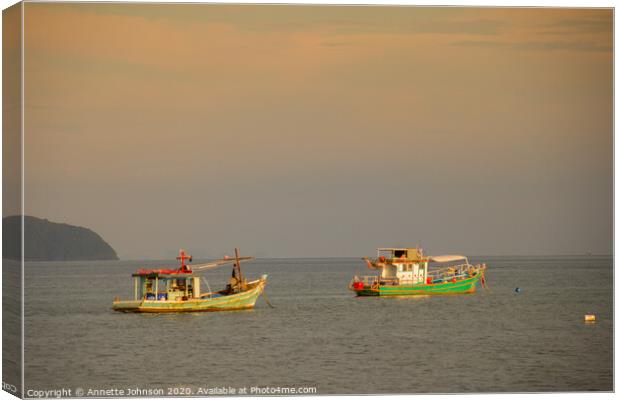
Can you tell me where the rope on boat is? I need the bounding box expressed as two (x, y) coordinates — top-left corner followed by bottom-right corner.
(481, 274), (490, 291)
(201, 277), (213, 299)
(262, 289), (275, 308)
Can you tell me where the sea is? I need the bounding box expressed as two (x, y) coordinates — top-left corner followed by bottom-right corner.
(6, 256), (614, 395)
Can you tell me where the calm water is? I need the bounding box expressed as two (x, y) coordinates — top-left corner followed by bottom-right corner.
(21, 256), (612, 395)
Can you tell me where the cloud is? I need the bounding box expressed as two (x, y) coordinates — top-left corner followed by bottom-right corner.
(451, 39), (612, 53)
(29, 3), (507, 37)
(546, 15), (613, 34)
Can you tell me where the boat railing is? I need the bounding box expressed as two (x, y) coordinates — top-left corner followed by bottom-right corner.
(426, 263), (484, 281)
(350, 275), (403, 288)
(352, 263), (485, 287)
(352, 275), (379, 284)
(350, 275), (382, 288)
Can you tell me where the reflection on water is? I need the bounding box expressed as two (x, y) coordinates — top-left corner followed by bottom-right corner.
(24, 256), (612, 394)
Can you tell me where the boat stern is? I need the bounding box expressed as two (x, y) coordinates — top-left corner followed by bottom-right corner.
(349, 277), (380, 296)
(112, 299), (143, 312)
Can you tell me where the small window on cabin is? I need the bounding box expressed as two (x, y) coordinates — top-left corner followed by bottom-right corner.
(394, 250), (407, 258)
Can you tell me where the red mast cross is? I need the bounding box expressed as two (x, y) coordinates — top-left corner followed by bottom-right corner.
(176, 249), (193, 272)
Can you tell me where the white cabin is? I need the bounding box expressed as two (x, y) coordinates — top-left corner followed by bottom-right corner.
(376, 248), (429, 285)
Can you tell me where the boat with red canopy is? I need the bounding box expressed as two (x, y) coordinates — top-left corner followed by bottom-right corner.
(113, 248), (267, 312)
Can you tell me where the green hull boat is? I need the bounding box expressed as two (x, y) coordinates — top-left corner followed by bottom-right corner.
(350, 247), (487, 297)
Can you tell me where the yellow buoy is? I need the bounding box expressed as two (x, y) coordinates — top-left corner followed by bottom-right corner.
(584, 314), (596, 323)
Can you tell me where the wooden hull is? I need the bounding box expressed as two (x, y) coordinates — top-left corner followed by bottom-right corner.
(113, 278), (266, 313)
(352, 274), (482, 296)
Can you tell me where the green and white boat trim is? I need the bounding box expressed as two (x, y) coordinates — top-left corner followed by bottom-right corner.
(349, 247), (487, 296)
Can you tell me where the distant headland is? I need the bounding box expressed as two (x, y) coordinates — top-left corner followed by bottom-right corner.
(3, 216), (119, 261)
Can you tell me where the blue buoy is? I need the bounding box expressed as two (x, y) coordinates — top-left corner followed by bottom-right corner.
(515, 287), (521, 293)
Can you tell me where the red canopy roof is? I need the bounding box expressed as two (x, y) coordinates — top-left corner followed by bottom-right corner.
(134, 268), (192, 276)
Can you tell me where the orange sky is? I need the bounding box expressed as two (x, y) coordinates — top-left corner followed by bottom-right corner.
(17, 4), (612, 258)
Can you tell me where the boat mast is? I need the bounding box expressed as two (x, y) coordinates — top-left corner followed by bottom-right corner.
(235, 247), (245, 290)
(177, 249), (192, 272)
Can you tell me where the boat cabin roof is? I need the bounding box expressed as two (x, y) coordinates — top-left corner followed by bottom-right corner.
(429, 255), (468, 263)
(132, 269), (194, 279)
(377, 247), (426, 261)
(378, 247), (422, 252)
